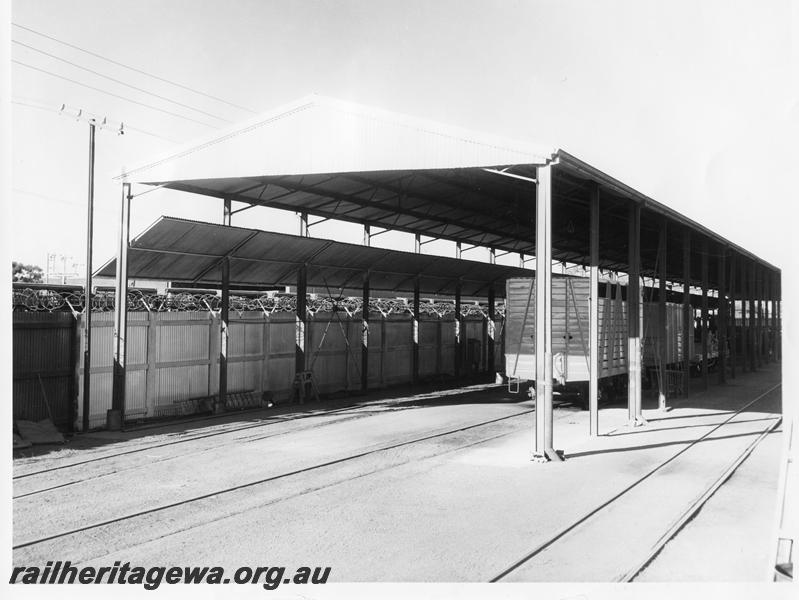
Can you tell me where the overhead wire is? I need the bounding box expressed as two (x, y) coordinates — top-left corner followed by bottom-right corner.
(12, 40), (233, 124)
(12, 59), (219, 129)
(12, 97), (181, 144)
(12, 22), (257, 114)
(12, 187), (115, 214)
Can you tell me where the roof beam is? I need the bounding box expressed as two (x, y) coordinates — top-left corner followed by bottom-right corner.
(256, 179), (534, 252)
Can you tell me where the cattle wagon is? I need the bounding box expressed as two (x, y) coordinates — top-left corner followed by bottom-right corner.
(504, 276), (689, 407)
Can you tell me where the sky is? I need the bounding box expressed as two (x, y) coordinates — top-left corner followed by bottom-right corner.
(6, 0), (798, 275)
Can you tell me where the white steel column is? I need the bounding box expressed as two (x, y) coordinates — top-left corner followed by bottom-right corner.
(627, 202), (645, 426)
(658, 219), (668, 411)
(217, 197), (232, 414)
(589, 182), (600, 436)
(682, 229), (691, 394)
(534, 164), (561, 461)
(729, 253), (737, 379)
(701, 239), (709, 390)
(718, 246), (727, 383)
(110, 182), (131, 430)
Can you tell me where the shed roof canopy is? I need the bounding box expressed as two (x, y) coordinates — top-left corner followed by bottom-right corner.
(117, 96), (779, 294)
(96, 216), (535, 297)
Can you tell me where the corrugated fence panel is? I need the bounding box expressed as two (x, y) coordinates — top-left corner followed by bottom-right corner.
(156, 316), (211, 363)
(16, 307), (504, 431)
(228, 313), (267, 395)
(464, 319), (484, 371)
(418, 319), (439, 376)
(382, 315), (412, 384)
(266, 314), (296, 401)
(156, 364), (209, 406)
(343, 319), (363, 391)
(369, 317), (384, 386)
(12, 312), (76, 430)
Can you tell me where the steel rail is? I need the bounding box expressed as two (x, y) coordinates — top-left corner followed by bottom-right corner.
(13, 406), (538, 551)
(13, 407), (410, 499)
(489, 382), (782, 582)
(15, 382), (506, 481)
(620, 414), (781, 581)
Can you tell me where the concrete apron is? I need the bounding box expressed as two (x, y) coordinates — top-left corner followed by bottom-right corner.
(499, 367), (782, 582)
(99, 365), (782, 582)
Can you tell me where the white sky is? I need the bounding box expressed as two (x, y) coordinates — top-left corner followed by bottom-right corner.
(6, 0), (798, 274)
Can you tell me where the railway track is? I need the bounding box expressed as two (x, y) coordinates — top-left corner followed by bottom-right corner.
(13, 407), (396, 498)
(12, 385), (506, 487)
(490, 383), (782, 582)
(14, 381), (781, 580)
(13, 405), (540, 559)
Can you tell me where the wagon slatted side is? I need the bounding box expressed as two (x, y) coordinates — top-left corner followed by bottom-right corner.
(504, 277), (629, 383)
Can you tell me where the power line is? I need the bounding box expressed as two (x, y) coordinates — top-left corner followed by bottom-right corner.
(12, 97), (181, 144)
(12, 187), (114, 213)
(13, 22), (257, 115)
(13, 59), (219, 129)
(13, 40), (233, 124)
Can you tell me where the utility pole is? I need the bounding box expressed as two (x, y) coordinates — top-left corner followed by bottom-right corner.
(60, 105), (123, 431)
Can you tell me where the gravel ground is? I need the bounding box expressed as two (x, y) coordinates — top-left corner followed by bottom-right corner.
(634, 424), (783, 581)
(12, 364), (783, 583)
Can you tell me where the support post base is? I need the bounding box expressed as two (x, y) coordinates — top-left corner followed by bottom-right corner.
(627, 416), (648, 428)
(106, 409), (122, 431)
(532, 448), (565, 463)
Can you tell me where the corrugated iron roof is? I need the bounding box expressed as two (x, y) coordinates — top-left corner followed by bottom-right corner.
(113, 96), (779, 288)
(96, 217), (534, 297)
(118, 95), (556, 183)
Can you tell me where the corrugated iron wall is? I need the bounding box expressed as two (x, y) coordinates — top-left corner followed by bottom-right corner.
(12, 312), (78, 430)
(69, 311), (502, 428)
(15, 310), (499, 431)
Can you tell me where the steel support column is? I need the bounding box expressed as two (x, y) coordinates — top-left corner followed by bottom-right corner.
(362, 272), (370, 392)
(82, 121), (96, 433)
(771, 271), (777, 362)
(682, 229), (691, 395)
(454, 279), (462, 378)
(765, 271), (770, 362)
(701, 239), (709, 390)
(412, 277), (420, 384)
(487, 284), (496, 378)
(756, 264), (762, 366)
(300, 211), (309, 237)
(218, 253), (229, 414)
(110, 182), (131, 430)
(216, 197), (232, 414)
(658, 219), (668, 409)
(776, 275), (781, 361)
(742, 261), (749, 372)
(749, 261), (756, 371)
(534, 164), (561, 461)
(295, 265), (307, 377)
(757, 267), (763, 366)
(718, 246), (727, 384)
(589, 182), (600, 435)
(729, 253), (737, 379)
(627, 202), (645, 426)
